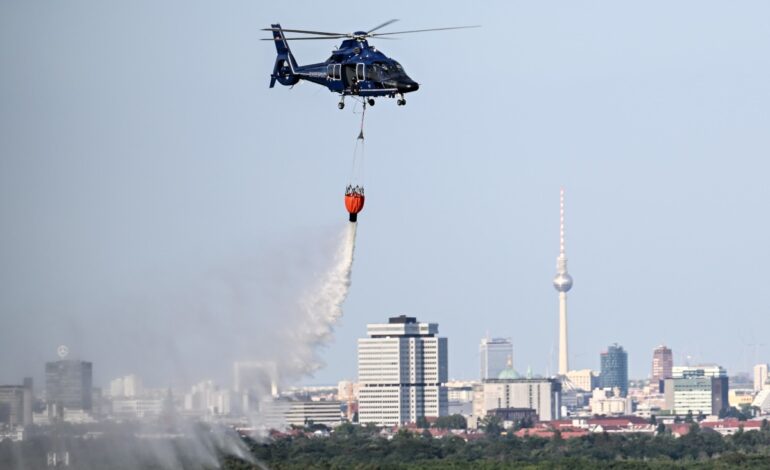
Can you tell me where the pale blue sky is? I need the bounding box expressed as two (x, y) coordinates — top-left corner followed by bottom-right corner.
(1, 1), (769, 388)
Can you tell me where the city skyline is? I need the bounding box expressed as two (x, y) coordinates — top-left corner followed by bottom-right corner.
(4, 2), (770, 468)
(14, 337), (762, 394)
(2, 1), (770, 387)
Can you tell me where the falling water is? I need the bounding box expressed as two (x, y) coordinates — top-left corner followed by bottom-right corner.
(292, 222), (358, 375)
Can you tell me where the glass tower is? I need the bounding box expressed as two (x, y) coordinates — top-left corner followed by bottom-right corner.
(480, 337), (513, 380)
(45, 360), (93, 410)
(600, 344), (628, 397)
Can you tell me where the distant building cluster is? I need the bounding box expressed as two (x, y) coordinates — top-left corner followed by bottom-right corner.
(4, 189), (770, 444)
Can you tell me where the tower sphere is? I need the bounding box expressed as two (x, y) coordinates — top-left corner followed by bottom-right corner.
(553, 272), (573, 292)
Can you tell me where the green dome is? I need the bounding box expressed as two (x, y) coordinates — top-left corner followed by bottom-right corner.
(498, 368), (520, 380)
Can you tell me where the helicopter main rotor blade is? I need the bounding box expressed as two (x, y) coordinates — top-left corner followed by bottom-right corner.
(261, 36), (349, 41)
(367, 19), (399, 34)
(370, 25), (481, 37)
(261, 27), (349, 37)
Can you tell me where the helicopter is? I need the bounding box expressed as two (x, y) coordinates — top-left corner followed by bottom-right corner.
(263, 20), (478, 109)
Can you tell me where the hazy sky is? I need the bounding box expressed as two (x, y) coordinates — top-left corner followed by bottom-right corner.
(2, 1), (770, 389)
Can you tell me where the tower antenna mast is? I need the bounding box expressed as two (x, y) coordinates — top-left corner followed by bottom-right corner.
(553, 188), (573, 376)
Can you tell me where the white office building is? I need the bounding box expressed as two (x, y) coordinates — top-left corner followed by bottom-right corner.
(286, 400), (342, 427)
(111, 398), (164, 419)
(754, 364), (768, 392)
(589, 388), (633, 416)
(665, 365), (729, 416)
(358, 315), (448, 426)
(258, 399), (341, 429)
(480, 337), (513, 380)
(474, 378), (561, 422)
(183, 381), (234, 416)
(109, 374), (143, 398)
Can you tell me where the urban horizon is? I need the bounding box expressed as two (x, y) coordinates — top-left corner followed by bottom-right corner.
(4, 1), (770, 468)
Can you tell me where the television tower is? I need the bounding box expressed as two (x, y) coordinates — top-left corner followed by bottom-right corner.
(553, 188), (573, 376)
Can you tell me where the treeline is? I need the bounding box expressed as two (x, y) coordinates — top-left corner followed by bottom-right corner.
(4, 421), (770, 469)
(224, 422), (770, 470)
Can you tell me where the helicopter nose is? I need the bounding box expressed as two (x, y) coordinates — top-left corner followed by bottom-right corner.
(398, 81), (419, 93)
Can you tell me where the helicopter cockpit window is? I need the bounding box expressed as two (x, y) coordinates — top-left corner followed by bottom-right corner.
(369, 62), (386, 79)
(377, 62), (402, 79)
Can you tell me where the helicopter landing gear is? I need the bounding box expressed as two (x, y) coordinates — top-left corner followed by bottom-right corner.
(338, 96), (345, 110)
(367, 98), (375, 106)
(396, 94), (406, 106)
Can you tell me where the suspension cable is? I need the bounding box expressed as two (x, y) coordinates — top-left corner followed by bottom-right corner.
(349, 102), (367, 186)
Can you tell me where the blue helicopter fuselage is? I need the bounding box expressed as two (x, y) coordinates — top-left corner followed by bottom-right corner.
(269, 26), (419, 98)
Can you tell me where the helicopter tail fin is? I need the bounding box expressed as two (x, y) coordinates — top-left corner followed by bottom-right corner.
(270, 24), (294, 59)
(269, 23), (299, 88)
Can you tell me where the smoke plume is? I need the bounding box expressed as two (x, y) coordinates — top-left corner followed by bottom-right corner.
(1, 223), (361, 469)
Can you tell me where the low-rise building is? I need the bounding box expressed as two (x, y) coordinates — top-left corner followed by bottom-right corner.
(0, 428), (25, 442)
(488, 408), (538, 429)
(260, 399), (342, 429)
(285, 400), (342, 427)
(474, 377), (561, 422)
(728, 389), (756, 408)
(589, 388), (633, 416)
(700, 418), (765, 435)
(111, 398), (164, 419)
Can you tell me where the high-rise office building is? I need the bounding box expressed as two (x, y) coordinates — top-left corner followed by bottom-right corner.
(45, 359), (93, 411)
(664, 365), (729, 416)
(479, 337), (513, 380)
(754, 364), (768, 392)
(358, 315), (448, 426)
(552, 189), (574, 375)
(0, 379), (33, 427)
(652, 345), (673, 392)
(600, 344), (628, 397)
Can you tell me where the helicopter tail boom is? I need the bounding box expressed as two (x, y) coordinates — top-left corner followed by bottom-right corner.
(269, 23), (300, 88)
